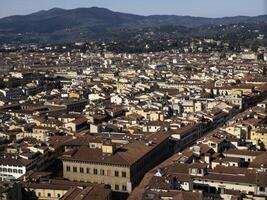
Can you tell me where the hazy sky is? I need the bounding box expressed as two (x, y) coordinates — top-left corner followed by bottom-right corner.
(0, 0), (266, 18)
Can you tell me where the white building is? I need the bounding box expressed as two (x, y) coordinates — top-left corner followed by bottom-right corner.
(0, 157), (33, 182)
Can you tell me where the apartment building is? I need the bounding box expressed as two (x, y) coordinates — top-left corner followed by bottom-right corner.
(0, 157), (33, 182)
(23, 179), (112, 200)
(60, 132), (171, 193)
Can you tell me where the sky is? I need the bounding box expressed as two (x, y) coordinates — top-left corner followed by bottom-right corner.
(0, 0), (266, 18)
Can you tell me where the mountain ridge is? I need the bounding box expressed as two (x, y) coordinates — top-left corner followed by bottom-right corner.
(0, 7), (266, 43)
(1, 7), (266, 20)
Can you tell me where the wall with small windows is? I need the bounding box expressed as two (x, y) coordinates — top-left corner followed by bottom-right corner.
(0, 164), (26, 181)
(26, 188), (67, 200)
(62, 160), (131, 193)
(193, 179), (258, 195)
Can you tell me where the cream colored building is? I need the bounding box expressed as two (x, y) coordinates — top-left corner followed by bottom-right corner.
(61, 132), (171, 193)
(251, 128), (267, 148)
(127, 109), (164, 121)
(24, 179), (111, 200)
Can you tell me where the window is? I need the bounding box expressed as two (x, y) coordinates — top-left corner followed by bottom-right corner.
(87, 168), (90, 174)
(57, 194), (61, 197)
(73, 167), (77, 173)
(38, 192), (41, 197)
(122, 172), (126, 177)
(115, 185), (120, 190)
(80, 167), (84, 173)
(260, 187), (265, 192)
(93, 169), (98, 175)
(122, 185), (127, 191)
(66, 166), (70, 172)
(100, 169), (105, 175)
(47, 193), (51, 197)
(115, 171), (119, 177)
(3, 168), (7, 172)
(13, 169), (17, 173)
(18, 169), (23, 174)
(0, 168), (2, 172)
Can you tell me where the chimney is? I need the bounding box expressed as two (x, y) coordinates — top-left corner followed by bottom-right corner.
(204, 153), (211, 168)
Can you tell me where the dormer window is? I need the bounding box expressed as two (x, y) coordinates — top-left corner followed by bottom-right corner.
(189, 163), (208, 177)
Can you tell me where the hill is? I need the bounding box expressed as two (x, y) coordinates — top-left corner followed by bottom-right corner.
(0, 7), (266, 43)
